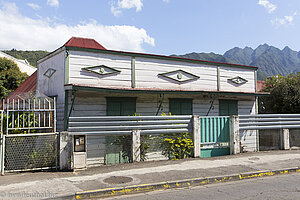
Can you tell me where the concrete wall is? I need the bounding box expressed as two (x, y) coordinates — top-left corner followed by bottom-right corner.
(259, 129), (300, 150)
(259, 129), (281, 151)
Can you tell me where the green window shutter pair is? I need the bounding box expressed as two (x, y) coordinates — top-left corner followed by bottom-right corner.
(106, 97), (136, 116)
(169, 98), (193, 115)
(219, 100), (238, 116)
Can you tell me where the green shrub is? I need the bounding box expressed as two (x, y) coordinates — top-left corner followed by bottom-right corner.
(160, 132), (193, 160)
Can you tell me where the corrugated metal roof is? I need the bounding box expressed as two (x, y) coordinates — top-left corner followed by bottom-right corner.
(64, 37), (106, 50)
(7, 71), (37, 100)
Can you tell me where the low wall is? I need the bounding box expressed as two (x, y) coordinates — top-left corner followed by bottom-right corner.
(259, 129), (280, 151)
(290, 129), (300, 149)
(259, 129), (300, 150)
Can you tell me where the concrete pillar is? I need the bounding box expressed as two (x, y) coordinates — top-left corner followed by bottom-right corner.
(280, 128), (290, 150)
(229, 115), (240, 155)
(59, 132), (73, 170)
(192, 115), (201, 158)
(131, 130), (141, 162)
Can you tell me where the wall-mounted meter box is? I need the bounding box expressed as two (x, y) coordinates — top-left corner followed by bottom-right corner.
(74, 135), (86, 152)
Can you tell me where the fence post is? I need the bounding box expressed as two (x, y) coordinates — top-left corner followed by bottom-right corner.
(280, 129), (290, 150)
(192, 115), (201, 158)
(229, 115), (240, 155)
(131, 130), (141, 162)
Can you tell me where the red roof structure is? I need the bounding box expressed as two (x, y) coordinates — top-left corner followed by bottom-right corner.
(7, 71), (37, 100)
(64, 37), (106, 50)
(257, 80), (265, 92)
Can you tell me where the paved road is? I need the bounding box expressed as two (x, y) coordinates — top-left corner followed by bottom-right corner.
(109, 173), (300, 200)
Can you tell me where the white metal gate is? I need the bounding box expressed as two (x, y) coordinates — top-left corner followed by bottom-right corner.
(0, 97), (57, 175)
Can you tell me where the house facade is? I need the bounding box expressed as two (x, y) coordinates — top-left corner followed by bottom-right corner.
(37, 37), (265, 166)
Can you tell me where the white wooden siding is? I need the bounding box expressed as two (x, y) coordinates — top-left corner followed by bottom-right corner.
(67, 51), (256, 93)
(68, 50), (132, 88)
(135, 57), (217, 91)
(220, 67), (255, 93)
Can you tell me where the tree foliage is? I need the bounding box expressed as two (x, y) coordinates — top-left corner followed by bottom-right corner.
(4, 49), (49, 67)
(0, 57), (28, 99)
(260, 73), (300, 113)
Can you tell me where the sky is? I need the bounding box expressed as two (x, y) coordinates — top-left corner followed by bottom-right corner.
(0, 0), (300, 55)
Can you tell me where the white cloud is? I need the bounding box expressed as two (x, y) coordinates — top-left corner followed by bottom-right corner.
(258, 0), (277, 13)
(47, 0), (59, 7)
(0, 2), (155, 52)
(271, 12), (298, 27)
(27, 3), (41, 11)
(111, 0), (143, 16)
(163, 0), (170, 3)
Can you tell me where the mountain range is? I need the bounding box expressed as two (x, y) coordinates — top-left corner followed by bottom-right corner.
(173, 44), (300, 80)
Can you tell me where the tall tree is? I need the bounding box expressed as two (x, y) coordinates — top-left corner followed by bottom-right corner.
(0, 57), (28, 99)
(260, 73), (300, 113)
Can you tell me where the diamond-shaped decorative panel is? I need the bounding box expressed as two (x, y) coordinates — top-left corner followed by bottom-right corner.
(82, 65), (121, 76)
(158, 70), (199, 83)
(43, 68), (56, 78)
(228, 76), (248, 85)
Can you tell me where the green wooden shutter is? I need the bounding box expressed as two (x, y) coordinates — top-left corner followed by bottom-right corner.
(169, 98), (193, 115)
(219, 100), (238, 116)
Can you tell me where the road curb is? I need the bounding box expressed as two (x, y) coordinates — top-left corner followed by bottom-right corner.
(75, 167), (300, 199)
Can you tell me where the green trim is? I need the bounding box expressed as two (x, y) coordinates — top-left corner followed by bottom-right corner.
(65, 46), (258, 70)
(82, 65), (121, 76)
(131, 57), (136, 88)
(68, 85), (269, 97)
(65, 50), (70, 84)
(255, 71), (258, 92)
(159, 69), (199, 83)
(64, 90), (69, 131)
(217, 66), (220, 91)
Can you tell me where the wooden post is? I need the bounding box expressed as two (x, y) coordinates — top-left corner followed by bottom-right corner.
(132, 130), (141, 162)
(229, 115), (240, 155)
(192, 115), (201, 158)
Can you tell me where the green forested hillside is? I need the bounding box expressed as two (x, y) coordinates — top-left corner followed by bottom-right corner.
(3, 49), (49, 67)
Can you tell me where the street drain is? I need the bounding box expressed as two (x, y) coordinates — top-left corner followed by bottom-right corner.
(103, 176), (133, 184)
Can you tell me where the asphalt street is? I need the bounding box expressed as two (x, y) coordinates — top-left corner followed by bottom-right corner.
(110, 173), (300, 200)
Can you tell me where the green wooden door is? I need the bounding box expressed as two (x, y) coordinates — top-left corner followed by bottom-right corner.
(106, 97), (136, 165)
(219, 100), (238, 116)
(169, 98), (193, 115)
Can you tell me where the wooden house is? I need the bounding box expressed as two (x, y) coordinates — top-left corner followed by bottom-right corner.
(37, 37), (265, 166)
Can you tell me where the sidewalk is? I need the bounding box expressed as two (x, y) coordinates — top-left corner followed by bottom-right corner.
(1, 150), (300, 199)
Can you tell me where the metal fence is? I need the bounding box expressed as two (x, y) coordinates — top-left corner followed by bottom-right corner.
(4, 133), (58, 172)
(69, 115), (193, 165)
(68, 115), (192, 136)
(0, 97), (57, 175)
(239, 114), (300, 130)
